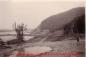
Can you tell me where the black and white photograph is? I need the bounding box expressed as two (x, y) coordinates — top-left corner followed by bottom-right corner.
(0, 0), (85, 57)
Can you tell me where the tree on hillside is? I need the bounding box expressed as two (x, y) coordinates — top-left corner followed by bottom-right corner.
(13, 23), (27, 42)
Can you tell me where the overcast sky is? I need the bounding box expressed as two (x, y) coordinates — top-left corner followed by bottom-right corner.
(0, 1), (84, 30)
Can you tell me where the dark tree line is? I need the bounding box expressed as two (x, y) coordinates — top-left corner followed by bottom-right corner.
(64, 15), (85, 36)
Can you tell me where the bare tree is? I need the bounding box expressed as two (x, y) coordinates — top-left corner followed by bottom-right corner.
(13, 23), (27, 42)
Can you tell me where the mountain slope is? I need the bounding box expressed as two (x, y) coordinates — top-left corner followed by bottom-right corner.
(30, 7), (85, 42)
(39, 7), (85, 32)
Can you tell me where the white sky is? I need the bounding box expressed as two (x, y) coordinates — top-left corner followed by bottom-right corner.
(0, 1), (84, 29)
(1, 0), (85, 2)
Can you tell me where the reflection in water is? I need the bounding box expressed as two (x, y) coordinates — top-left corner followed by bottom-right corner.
(8, 46), (52, 57)
(24, 46), (52, 55)
(8, 48), (25, 57)
(17, 48), (25, 57)
(5, 42), (85, 57)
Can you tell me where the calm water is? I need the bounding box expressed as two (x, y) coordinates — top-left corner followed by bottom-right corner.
(0, 36), (34, 42)
(8, 46), (52, 57)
